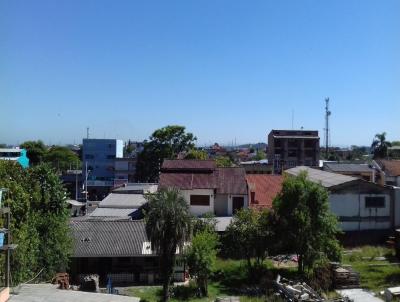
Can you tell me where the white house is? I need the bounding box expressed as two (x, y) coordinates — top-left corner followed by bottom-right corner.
(285, 166), (394, 232)
(159, 160), (248, 218)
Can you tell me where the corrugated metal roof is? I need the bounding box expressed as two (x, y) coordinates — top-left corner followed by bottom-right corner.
(99, 193), (147, 209)
(89, 207), (138, 217)
(285, 166), (357, 188)
(70, 219), (148, 257)
(159, 166), (247, 195)
(113, 183), (158, 194)
(215, 168), (247, 194)
(162, 159), (216, 171)
(246, 174), (283, 209)
(324, 163), (373, 173)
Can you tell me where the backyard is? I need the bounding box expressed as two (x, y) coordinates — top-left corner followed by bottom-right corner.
(124, 246), (400, 302)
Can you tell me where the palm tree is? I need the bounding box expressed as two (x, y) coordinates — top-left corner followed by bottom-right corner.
(371, 132), (392, 159)
(145, 188), (192, 302)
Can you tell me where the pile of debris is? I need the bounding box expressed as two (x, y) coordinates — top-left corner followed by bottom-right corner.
(331, 263), (360, 289)
(274, 275), (352, 302)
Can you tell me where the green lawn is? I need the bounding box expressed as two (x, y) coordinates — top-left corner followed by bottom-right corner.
(342, 246), (400, 293)
(126, 258), (285, 302)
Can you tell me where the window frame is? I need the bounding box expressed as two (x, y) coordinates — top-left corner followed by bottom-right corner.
(190, 195), (210, 206)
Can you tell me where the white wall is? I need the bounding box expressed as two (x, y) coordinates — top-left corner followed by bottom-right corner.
(329, 193), (391, 231)
(181, 189), (214, 217)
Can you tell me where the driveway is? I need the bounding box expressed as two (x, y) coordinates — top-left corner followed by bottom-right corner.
(9, 284), (140, 302)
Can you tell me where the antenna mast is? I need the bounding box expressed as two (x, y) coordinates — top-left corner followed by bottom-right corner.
(324, 98), (331, 158)
(86, 127), (90, 139)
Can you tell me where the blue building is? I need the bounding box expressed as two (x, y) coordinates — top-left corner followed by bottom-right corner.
(82, 139), (123, 200)
(0, 148), (29, 168)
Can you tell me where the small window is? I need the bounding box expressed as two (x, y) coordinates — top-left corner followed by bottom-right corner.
(85, 154), (94, 159)
(251, 192), (256, 204)
(365, 196), (385, 208)
(190, 195), (210, 206)
(107, 155), (115, 159)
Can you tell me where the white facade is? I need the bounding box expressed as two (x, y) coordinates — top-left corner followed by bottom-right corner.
(181, 189), (215, 216)
(180, 189), (248, 217)
(329, 193), (391, 231)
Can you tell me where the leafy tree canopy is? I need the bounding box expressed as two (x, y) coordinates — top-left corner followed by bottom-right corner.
(223, 208), (274, 271)
(44, 146), (81, 173)
(0, 161), (71, 283)
(371, 132), (391, 159)
(272, 172), (341, 274)
(215, 155), (233, 167)
(20, 140), (47, 165)
(136, 126), (196, 182)
(184, 149), (209, 160)
(185, 230), (219, 297)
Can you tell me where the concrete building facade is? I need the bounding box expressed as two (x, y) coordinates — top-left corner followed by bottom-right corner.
(268, 130), (320, 173)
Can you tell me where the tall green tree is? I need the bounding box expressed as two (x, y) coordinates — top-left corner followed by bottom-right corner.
(145, 188), (192, 302)
(371, 132), (392, 159)
(44, 146), (81, 173)
(223, 208), (274, 271)
(185, 230), (218, 297)
(20, 140), (47, 165)
(136, 126), (196, 182)
(272, 173), (341, 274)
(0, 161), (71, 283)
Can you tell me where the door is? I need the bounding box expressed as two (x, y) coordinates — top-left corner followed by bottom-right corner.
(232, 197), (244, 213)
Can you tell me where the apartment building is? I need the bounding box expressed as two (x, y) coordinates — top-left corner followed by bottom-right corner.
(267, 130), (320, 173)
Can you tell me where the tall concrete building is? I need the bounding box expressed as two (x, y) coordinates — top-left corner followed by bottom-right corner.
(82, 139), (123, 199)
(267, 130), (320, 173)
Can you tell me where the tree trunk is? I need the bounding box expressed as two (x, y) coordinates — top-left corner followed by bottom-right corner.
(298, 254), (303, 274)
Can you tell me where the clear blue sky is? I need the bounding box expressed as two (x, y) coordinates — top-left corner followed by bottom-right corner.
(1, 0), (399, 147)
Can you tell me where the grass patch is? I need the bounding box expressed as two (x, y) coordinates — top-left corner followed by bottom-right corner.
(343, 245), (400, 293)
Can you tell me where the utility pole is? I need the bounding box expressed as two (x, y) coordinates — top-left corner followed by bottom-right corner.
(324, 98), (331, 158)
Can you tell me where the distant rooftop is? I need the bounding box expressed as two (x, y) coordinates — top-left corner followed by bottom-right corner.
(285, 166), (357, 188)
(162, 159), (216, 171)
(112, 183), (158, 194)
(324, 163), (374, 173)
(99, 193), (147, 209)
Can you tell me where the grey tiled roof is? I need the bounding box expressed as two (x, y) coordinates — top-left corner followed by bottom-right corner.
(324, 163), (373, 173)
(99, 193), (147, 209)
(70, 219), (148, 257)
(285, 166), (357, 188)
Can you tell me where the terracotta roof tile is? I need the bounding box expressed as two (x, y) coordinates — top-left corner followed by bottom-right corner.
(246, 174), (284, 210)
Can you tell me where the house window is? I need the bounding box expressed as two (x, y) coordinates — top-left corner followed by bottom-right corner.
(365, 196), (385, 208)
(190, 195), (210, 206)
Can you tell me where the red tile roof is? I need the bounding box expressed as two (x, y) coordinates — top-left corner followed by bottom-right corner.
(162, 159), (216, 171)
(376, 159), (400, 177)
(246, 174), (284, 210)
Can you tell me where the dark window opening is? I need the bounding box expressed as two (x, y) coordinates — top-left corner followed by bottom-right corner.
(365, 196), (385, 208)
(190, 195), (210, 206)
